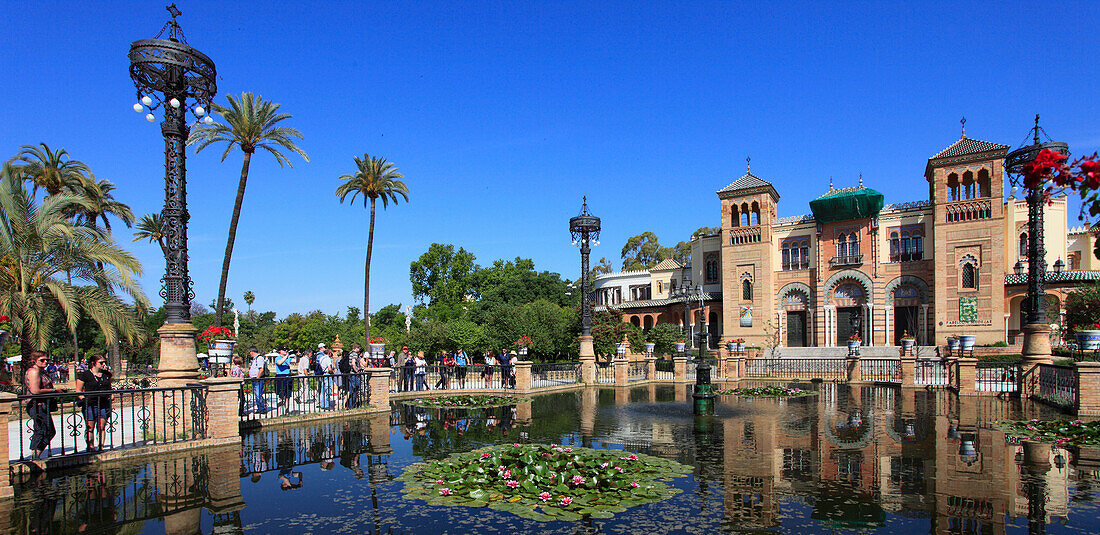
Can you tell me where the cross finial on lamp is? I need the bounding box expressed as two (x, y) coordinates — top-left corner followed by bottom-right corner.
(961, 117), (966, 137)
(858, 173), (863, 187)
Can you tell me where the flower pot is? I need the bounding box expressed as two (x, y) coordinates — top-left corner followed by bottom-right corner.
(675, 342), (686, 353)
(959, 335), (976, 351)
(1077, 330), (1100, 351)
(946, 337), (960, 351)
(901, 339), (915, 352)
(735, 342), (745, 352)
(517, 346), (529, 356)
(208, 339), (236, 359)
(644, 342), (655, 354)
(847, 340), (861, 350)
(368, 343), (386, 358)
(726, 342), (737, 353)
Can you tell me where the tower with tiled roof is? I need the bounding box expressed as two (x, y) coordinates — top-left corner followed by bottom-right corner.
(926, 120), (1010, 343)
(717, 158), (778, 347)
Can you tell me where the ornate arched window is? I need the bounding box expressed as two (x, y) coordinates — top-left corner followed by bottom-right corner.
(959, 254), (979, 289)
(742, 279), (753, 301)
(750, 201), (760, 225)
(1019, 232), (1028, 259)
(705, 254), (719, 283)
(889, 231), (899, 261)
(800, 240), (809, 269)
(837, 233), (847, 257)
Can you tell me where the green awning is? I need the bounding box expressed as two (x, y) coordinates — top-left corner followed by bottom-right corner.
(809, 188), (885, 223)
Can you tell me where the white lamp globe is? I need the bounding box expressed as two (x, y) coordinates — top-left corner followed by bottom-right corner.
(203, 116), (214, 124)
(145, 113), (155, 122)
(133, 103), (144, 113)
(141, 96), (153, 106)
(169, 98), (180, 108)
(194, 105), (205, 116)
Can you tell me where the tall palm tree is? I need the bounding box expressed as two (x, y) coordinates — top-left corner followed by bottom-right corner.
(133, 213), (168, 257)
(335, 154), (409, 344)
(243, 290), (255, 317)
(187, 92), (308, 326)
(0, 164), (148, 356)
(9, 143), (91, 197)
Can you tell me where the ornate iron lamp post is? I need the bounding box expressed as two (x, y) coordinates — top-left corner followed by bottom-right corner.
(1005, 115), (1068, 365)
(674, 284), (714, 414)
(570, 198), (600, 383)
(129, 4), (217, 385)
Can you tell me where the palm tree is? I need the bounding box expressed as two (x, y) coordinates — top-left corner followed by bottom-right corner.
(336, 154), (409, 344)
(243, 290), (255, 317)
(9, 143), (91, 197)
(0, 164), (148, 356)
(133, 213), (167, 257)
(187, 92), (308, 327)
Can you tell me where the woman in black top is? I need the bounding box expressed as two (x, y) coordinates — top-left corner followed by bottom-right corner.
(76, 354), (112, 452)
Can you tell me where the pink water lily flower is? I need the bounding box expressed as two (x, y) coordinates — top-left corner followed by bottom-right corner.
(561, 496), (573, 506)
(539, 491), (551, 501)
(503, 470), (512, 479)
(506, 480), (519, 489)
(572, 475), (585, 485)
(630, 481), (640, 488)
(564, 447), (573, 453)
(481, 453), (491, 458)
(601, 462), (609, 468)
(440, 488), (453, 496)
(513, 443), (521, 447)
(436, 480), (445, 485)
(627, 454), (638, 460)
(615, 466), (624, 473)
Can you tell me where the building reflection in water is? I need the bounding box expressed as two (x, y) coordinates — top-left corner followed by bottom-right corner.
(8, 383), (1099, 534)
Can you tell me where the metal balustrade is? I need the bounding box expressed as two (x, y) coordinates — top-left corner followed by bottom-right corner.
(596, 362), (615, 384)
(390, 365), (512, 392)
(13, 384), (207, 462)
(914, 359), (953, 387)
(240, 373), (371, 422)
(975, 363), (1019, 393)
(531, 363), (580, 388)
(861, 359), (901, 383)
(745, 358), (846, 380)
(654, 359), (674, 380)
(1036, 363), (1076, 408)
(628, 361), (648, 382)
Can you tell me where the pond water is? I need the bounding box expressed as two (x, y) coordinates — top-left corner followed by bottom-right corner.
(10, 383), (1100, 534)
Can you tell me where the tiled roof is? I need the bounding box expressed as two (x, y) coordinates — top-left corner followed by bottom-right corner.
(776, 214), (815, 225)
(594, 292), (721, 311)
(1004, 270), (1100, 285)
(815, 185), (867, 199)
(651, 258), (682, 271)
(717, 171), (772, 193)
(931, 136), (1009, 159)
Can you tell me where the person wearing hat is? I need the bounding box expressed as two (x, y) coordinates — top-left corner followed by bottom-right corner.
(247, 347), (268, 414)
(316, 344), (334, 410)
(274, 347), (293, 411)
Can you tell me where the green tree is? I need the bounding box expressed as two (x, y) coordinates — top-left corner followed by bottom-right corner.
(1066, 283), (1100, 334)
(645, 322), (683, 355)
(589, 308), (643, 360)
(188, 92), (309, 327)
(0, 165), (148, 355)
(591, 257), (614, 277)
(335, 154), (409, 345)
(243, 290), (255, 317)
(621, 231), (664, 271)
(132, 213), (167, 256)
(9, 143), (91, 197)
(410, 243), (478, 318)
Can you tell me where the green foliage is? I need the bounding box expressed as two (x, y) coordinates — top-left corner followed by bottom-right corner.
(621, 231), (663, 271)
(999, 418), (1100, 446)
(590, 309), (643, 359)
(645, 323), (683, 355)
(715, 385), (817, 397)
(397, 443), (691, 521)
(1066, 282), (1100, 333)
(448, 320), (485, 352)
(403, 395), (530, 408)
(410, 243), (478, 317)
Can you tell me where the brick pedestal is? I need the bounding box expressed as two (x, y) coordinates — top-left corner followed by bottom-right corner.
(579, 336), (596, 384)
(957, 358), (978, 395)
(900, 356), (917, 388)
(0, 393), (13, 499)
(846, 357), (862, 384)
(366, 368), (392, 412)
(1076, 362), (1100, 416)
(205, 445), (245, 513)
(613, 357), (629, 386)
(723, 356), (742, 381)
(368, 413), (392, 454)
(645, 358), (656, 380)
(156, 322), (200, 388)
(673, 356), (688, 383)
(513, 361), (532, 394)
(201, 377), (244, 442)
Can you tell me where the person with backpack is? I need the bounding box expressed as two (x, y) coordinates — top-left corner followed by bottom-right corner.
(248, 347), (269, 414)
(274, 347), (293, 412)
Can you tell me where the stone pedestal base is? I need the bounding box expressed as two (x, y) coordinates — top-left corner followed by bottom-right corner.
(579, 336), (596, 384)
(1021, 323), (1053, 366)
(157, 323), (200, 388)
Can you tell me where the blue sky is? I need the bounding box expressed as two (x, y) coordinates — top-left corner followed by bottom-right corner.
(2, 1), (1098, 318)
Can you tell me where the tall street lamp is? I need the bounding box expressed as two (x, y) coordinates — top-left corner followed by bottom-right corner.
(130, 4), (217, 385)
(1005, 115), (1068, 366)
(673, 284), (714, 414)
(570, 197), (600, 383)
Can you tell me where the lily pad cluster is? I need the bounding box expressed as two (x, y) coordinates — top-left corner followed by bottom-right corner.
(999, 418), (1100, 446)
(398, 443), (692, 521)
(715, 385), (817, 398)
(405, 394), (531, 409)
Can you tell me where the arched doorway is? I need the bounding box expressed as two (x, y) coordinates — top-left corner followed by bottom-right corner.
(833, 283), (866, 344)
(892, 284), (921, 344)
(784, 291), (809, 347)
(643, 315), (654, 330)
(708, 311), (719, 349)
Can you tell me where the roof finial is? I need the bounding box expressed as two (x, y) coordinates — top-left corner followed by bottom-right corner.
(828, 177), (833, 192)
(1033, 114), (1041, 145)
(746, 156), (751, 173)
(858, 173), (863, 187)
(960, 117), (966, 137)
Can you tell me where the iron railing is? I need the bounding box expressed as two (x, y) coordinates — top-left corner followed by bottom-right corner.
(391, 364), (512, 392)
(115, 368), (159, 390)
(654, 359), (674, 380)
(975, 362), (1019, 393)
(745, 358), (846, 380)
(628, 361), (648, 382)
(861, 359), (901, 383)
(13, 384), (207, 462)
(596, 362), (614, 384)
(1036, 363), (1076, 408)
(240, 373), (371, 422)
(531, 362), (580, 388)
(914, 359), (953, 387)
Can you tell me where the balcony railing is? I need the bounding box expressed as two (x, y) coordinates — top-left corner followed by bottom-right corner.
(829, 254), (864, 267)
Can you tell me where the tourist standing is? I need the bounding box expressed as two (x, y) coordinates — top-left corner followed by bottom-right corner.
(434, 349), (450, 390)
(24, 351), (63, 459)
(229, 356), (245, 378)
(274, 347), (293, 412)
(497, 348), (513, 389)
(76, 354), (112, 452)
(414, 351), (428, 391)
(454, 347), (468, 389)
(482, 350), (496, 387)
(401, 348), (415, 392)
(317, 346), (334, 410)
(336, 348), (352, 410)
(248, 348), (268, 414)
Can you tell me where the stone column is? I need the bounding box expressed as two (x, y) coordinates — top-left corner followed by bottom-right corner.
(673, 355), (688, 383)
(201, 377), (244, 443)
(366, 368), (392, 412)
(846, 356), (862, 384)
(205, 445), (245, 514)
(900, 355), (917, 388)
(645, 357), (656, 381)
(67, 361), (76, 385)
(1022, 324), (1054, 366)
(513, 361), (532, 394)
(515, 400), (532, 424)
(367, 412), (392, 454)
(724, 355), (742, 381)
(157, 323), (200, 388)
(0, 393), (13, 499)
(866, 303), (874, 347)
(579, 335), (597, 384)
(579, 388), (597, 439)
(956, 358), (978, 396)
(613, 357), (629, 386)
(1075, 362), (1100, 416)
(921, 304), (930, 346)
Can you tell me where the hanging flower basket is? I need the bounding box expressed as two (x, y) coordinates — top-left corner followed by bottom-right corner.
(208, 340), (236, 361)
(1076, 325), (1100, 351)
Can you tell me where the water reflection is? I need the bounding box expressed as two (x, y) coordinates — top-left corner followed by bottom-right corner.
(9, 383), (1100, 534)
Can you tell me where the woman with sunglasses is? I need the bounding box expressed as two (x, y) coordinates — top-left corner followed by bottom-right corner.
(23, 351), (65, 459)
(76, 354), (113, 452)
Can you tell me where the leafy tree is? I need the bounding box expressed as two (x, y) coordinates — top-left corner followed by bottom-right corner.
(132, 213), (167, 257)
(243, 290), (255, 316)
(410, 243), (478, 318)
(447, 320), (485, 355)
(589, 309), (643, 360)
(10, 143), (91, 197)
(591, 257), (614, 277)
(188, 92), (309, 328)
(1066, 283), (1100, 334)
(621, 231), (664, 271)
(335, 154), (409, 345)
(645, 322), (683, 355)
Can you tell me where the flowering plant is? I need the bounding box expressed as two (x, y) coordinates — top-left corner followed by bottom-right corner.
(1075, 324), (1100, 331)
(368, 336), (386, 345)
(0, 315), (12, 332)
(900, 330), (915, 341)
(514, 336), (533, 348)
(848, 332), (862, 342)
(199, 325), (235, 343)
(732, 338), (745, 343)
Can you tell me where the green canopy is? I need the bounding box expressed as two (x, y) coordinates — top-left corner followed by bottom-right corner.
(809, 187), (885, 223)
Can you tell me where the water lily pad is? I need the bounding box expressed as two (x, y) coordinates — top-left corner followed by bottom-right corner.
(403, 394), (532, 409)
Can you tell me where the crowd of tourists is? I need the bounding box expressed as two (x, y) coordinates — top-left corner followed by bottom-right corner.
(21, 351), (114, 459)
